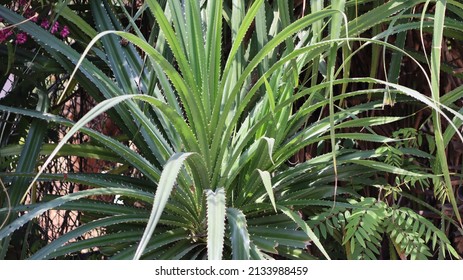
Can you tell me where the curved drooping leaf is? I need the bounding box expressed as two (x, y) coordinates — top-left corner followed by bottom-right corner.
(133, 152), (193, 260)
(278, 205), (330, 260)
(0, 187), (153, 239)
(257, 170), (276, 212)
(30, 214), (147, 260)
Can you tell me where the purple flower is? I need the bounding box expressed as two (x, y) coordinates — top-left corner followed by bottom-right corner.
(18, 0), (28, 5)
(0, 29), (13, 43)
(51, 21), (59, 34)
(40, 19), (50, 29)
(15, 32), (27, 45)
(24, 8), (37, 22)
(60, 25), (70, 38)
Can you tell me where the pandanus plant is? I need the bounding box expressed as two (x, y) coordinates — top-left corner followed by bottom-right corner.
(0, 0), (462, 259)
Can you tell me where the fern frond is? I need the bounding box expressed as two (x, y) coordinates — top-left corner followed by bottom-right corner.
(342, 198), (387, 259)
(386, 207), (460, 260)
(306, 198), (386, 259)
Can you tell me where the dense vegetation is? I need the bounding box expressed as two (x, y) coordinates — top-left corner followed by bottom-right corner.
(1, 0), (463, 260)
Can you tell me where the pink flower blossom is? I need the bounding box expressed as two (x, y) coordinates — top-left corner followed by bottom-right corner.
(40, 19), (50, 29)
(15, 32), (27, 45)
(60, 25), (70, 38)
(51, 21), (59, 34)
(0, 29), (13, 43)
(18, 0), (28, 5)
(24, 8), (37, 22)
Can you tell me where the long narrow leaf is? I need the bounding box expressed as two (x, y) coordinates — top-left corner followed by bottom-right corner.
(227, 208), (250, 260)
(206, 188), (226, 260)
(133, 152), (192, 259)
(278, 205), (330, 260)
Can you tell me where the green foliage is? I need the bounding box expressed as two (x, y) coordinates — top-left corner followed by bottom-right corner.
(0, 0), (463, 260)
(227, 208), (251, 260)
(308, 197), (460, 260)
